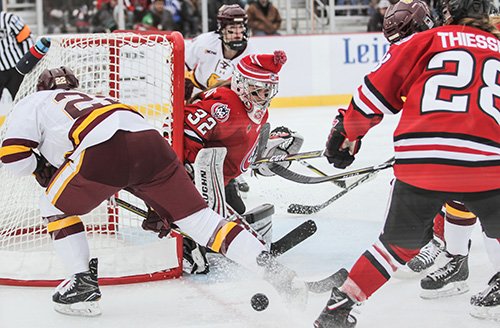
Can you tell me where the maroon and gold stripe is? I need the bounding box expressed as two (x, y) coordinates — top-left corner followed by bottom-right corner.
(207, 221), (244, 255)
(68, 104), (142, 148)
(445, 201), (477, 225)
(0, 138), (38, 163)
(47, 216), (85, 240)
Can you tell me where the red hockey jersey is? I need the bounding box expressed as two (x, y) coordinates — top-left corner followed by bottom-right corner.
(184, 86), (268, 185)
(343, 25), (500, 192)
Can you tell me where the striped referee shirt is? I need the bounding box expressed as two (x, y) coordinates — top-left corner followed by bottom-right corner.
(0, 11), (33, 71)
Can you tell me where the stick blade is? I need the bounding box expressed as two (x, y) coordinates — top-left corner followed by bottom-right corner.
(287, 203), (320, 215)
(270, 219), (317, 256)
(306, 268), (349, 293)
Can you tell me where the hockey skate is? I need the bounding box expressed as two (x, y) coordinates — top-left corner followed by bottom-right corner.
(256, 251), (308, 306)
(420, 252), (469, 299)
(470, 272), (500, 321)
(53, 258), (102, 316)
(407, 238), (444, 273)
(314, 287), (357, 328)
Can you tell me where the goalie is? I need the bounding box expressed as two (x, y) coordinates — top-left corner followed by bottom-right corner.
(176, 50), (302, 274)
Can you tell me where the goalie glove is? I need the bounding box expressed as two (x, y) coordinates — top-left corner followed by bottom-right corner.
(254, 126), (304, 177)
(141, 205), (171, 238)
(325, 111), (361, 169)
(33, 152), (58, 188)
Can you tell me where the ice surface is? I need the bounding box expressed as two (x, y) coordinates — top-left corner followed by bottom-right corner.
(0, 106), (497, 328)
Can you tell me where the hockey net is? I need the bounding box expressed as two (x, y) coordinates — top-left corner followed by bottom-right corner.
(0, 31), (185, 286)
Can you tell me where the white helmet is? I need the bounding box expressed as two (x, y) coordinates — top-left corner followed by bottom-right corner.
(231, 50), (287, 124)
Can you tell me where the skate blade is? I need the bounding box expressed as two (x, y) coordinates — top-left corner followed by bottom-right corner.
(470, 305), (500, 321)
(420, 281), (469, 299)
(54, 301), (101, 317)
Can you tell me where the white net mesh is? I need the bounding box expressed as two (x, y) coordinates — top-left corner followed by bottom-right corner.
(0, 32), (184, 284)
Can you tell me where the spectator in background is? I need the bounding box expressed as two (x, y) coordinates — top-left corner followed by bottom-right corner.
(246, 0), (281, 36)
(367, 0), (389, 31)
(141, 0), (175, 30)
(91, 0), (118, 32)
(181, 0), (201, 37)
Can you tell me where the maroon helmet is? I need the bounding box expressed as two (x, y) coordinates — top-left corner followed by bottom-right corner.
(383, 0), (435, 44)
(36, 66), (79, 91)
(216, 4), (248, 51)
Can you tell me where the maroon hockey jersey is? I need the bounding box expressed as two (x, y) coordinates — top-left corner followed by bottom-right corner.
(343, 25), (500, 192)
(184, 86), (268, 185)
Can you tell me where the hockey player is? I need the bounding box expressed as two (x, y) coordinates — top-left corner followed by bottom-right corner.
(0, 66), (306, 317)
(314, 0), (500, 326)
(383, 0), (500, 305)
(184, 4), (256, 100)
(184, 4), (258, 193)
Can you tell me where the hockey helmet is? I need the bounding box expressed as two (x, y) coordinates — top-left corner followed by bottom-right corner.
(439, 0), (492, 24)
(217, 4), (248, 51)
(383, 0), (435, 43)
(231, 50), (287, 124)
(37, 66), (79, 91)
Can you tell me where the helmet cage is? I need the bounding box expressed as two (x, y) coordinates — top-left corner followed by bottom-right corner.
(231, 71), (278, 124)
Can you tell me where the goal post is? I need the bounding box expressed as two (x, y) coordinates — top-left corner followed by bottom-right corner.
(0, 31), (186, 286)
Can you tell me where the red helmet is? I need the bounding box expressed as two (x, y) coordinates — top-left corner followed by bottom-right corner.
(383, 0), (435, 43)
(217, 4), (248, 51)
(36, 66), (79, 91)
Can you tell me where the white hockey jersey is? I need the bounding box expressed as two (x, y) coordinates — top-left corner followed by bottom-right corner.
(185, 32), (258, 92)
(0, 89), (154, 177)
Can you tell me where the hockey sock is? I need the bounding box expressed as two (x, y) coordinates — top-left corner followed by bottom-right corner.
(444, 201), (477, 256)
(482, 231), (500, 272)
(52, 231), (90, 275)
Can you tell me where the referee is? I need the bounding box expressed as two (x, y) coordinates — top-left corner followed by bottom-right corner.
(0, 11), (33, 101)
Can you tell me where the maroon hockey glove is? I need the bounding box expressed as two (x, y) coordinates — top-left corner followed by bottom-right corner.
(325, 112), (361, 169)
(141, 205), (171, 238)
(33, 153), (58, 188)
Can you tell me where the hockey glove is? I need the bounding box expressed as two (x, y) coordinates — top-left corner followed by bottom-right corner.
(141, 205), (171, 238)
(325, 112), (361, 169)
(254, 126), (304, 176)
(33, 152), (58, 188)
(182, 236), (210, 274)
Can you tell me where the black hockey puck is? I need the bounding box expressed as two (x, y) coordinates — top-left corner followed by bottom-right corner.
(251, 293), (269, 311)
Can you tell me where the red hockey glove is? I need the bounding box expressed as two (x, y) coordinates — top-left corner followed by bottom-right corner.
(33, 153), (58, 188)
(141, 205), (171, 238)
(324, 112), (361, 169)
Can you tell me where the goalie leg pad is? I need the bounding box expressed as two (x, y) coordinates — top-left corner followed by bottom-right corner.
(194, 147), (228, 217)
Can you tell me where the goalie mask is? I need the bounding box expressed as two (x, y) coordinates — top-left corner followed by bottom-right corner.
(37, 66), (79, 91)
(383, 0), (435, 43)
(231, 50), (287, 124)
(217, 4), (248, 51)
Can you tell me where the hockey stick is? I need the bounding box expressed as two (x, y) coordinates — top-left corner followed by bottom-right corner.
(252, 149), (324, 166)
(254, 122), (271, 161)
(270, 219), (317, 256)
(113, 197), (344, 293)
(287, 169), (379, 214)
(113, 197), (316, 258)
(269, 157), (395, 184)
(298, 160), (346, 189)
(306, 267), (348, 293)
